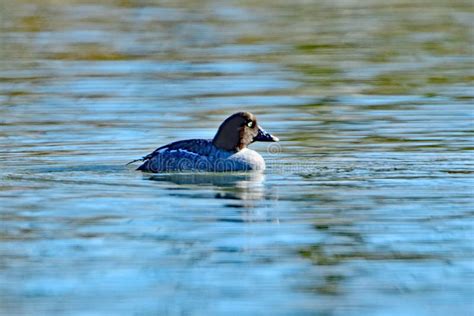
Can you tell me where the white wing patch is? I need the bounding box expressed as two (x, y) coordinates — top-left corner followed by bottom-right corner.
(157, 146), (169, 154)
(165, 148), (200, 157)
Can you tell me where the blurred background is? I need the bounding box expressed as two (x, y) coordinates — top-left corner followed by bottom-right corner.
(0, 0), (473, 315)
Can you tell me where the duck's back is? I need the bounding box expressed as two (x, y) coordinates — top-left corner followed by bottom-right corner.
(136, 139), (264, 172)
(137, 139), (214, 172)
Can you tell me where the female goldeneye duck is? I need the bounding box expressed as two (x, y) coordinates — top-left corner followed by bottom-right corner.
(128, 112), (279, 172)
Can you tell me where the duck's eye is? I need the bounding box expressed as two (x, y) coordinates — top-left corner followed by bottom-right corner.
(247, 121), (254, 128)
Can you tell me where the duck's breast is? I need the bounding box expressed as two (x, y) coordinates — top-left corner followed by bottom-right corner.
(227, 148), (266, 171)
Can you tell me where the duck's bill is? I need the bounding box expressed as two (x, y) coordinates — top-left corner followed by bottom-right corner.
(254, 126), (279, 142)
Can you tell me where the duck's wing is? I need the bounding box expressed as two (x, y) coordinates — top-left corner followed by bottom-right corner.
(129, 139), (213, 171)
(143, 139), (213, 160)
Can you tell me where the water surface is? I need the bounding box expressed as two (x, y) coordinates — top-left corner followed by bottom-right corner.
(1, 0), (473, 315)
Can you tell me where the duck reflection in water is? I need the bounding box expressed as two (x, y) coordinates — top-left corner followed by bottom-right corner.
(146, 172), (267, 202)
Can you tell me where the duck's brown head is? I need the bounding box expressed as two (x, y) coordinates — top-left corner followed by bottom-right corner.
(212, 112), (279, 152)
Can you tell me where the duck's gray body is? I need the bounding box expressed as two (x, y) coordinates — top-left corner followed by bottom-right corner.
(131, 112), (278, 173)
(137, 139), (265, 172)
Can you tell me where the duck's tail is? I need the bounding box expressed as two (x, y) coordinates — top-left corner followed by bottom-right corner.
(126, 158), (144, 166)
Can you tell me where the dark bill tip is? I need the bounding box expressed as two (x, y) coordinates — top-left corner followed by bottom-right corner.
(254, 126), (279, 142)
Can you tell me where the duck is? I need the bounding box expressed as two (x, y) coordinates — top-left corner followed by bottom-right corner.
(128, 112), (279, 172)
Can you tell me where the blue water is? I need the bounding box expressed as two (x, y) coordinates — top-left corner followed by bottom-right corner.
(0, 1), (473, 315)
